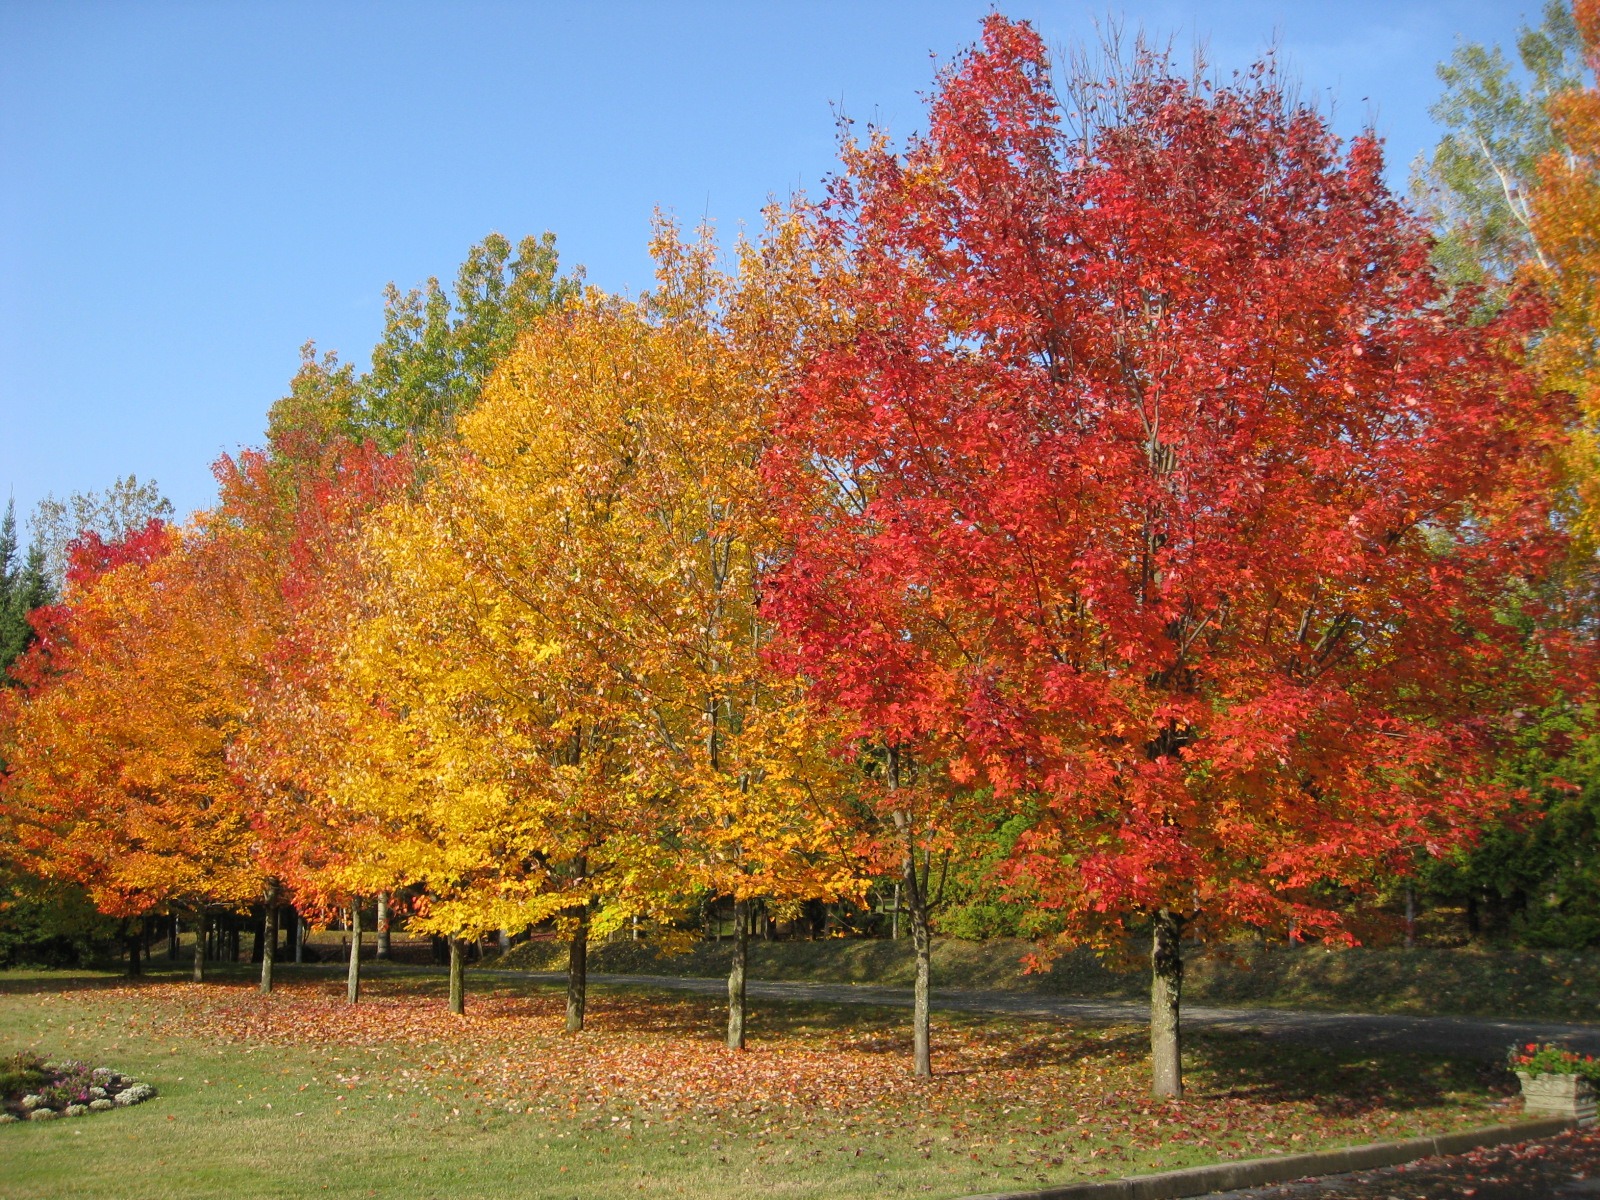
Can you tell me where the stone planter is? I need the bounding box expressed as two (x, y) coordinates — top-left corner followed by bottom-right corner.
(1518, 1070), (1598, 1124)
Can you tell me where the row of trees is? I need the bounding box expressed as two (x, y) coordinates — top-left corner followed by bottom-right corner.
(3, 9), (1598, 1097)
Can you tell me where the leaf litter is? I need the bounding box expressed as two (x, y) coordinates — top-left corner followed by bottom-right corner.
(48, 976), (1512, 1184)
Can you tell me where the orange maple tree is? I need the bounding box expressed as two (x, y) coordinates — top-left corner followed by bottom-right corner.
(0, 517), (269, 976)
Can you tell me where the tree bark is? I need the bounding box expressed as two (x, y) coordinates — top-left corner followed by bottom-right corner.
(565, 902), (588, 1033)
(192, 911), (206, 982)
(448, 934), (465, 1015)
(126, 919), (142, 977)
(904, 860), (932, 1078)
(888, 745), (933, 1078)
(167, 913), (179, 960)
(1404, 885), (1417, 948)
(1150, 907), (1184, 1099)
(727, 896), (749, 1050)
(376, 892), (390, 959)
(260, 884), (279, 995)
(346, 900), (362, 1005)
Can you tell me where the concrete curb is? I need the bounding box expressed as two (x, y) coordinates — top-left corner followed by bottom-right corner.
(955, 1117), (1577, 1200)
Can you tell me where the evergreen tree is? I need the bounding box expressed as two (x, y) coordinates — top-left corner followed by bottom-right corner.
(0, 500), (54, 678)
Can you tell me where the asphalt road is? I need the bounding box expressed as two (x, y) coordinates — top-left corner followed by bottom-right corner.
(504, 969), (1600, 1062)
(1192, 1125), (1600, 1199)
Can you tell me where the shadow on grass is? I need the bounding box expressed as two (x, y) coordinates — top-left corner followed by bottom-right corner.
(0, 970), (170, 997)
(1, 965), (1512, 1121)
(349, 975), (1516, 1117)
(1186, 1027), (1515, 1112)
(0, 960), (442, 998)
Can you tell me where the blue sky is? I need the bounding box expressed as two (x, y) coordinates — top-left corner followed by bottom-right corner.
(0, 1), (1549, 524)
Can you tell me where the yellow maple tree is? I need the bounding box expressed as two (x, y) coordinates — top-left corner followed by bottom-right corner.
(333, 216), (858, 1036)
(1530, 0), (1600, 545)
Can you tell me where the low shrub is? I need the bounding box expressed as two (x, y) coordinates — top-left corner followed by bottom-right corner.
(0, 1053), (156, 1122)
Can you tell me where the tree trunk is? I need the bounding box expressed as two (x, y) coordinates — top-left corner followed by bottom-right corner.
(1150, 907), (1183, 1099)
(376, 892), (390, 960)
(905, 865), (932, 1078)
(167, 913), (179, 960)
(448, 935), (465, 1015)
(1404, 885), (1417, 949)
(126, 920), (142, 977)
(886, 743), (933, 1079)
(727, 896), (749, 1050)
(346, 900), (362, 1005)
(565, 903), (588, 1033)
(260, 885), (279, 996)
(192, 911), (206, 982)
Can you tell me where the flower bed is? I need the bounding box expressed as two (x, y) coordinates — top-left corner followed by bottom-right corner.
(0, 1051), (157, 1123)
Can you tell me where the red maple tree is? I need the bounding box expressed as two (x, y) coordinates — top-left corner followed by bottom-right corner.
(768, 17), (1574, 1093)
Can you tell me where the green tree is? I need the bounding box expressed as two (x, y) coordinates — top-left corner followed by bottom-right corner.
(264, 343), (361, 457)
(1414, 0), (1586, 296)
(0, 501), (54, 677)
(28, 476), (174, 593)
(351, 231), (581, 447)
(1417, 692), (1600, 947)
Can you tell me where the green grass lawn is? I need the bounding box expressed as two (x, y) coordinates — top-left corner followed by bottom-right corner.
(0, 964), (1520, 1200)
(494, 935), (1600, 1025)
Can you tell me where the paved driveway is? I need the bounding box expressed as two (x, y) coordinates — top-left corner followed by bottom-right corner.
(503, 969), (1600, 1061)
(1194, 1125), (1600, 1198)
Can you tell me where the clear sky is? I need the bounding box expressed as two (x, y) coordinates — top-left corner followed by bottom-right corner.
(0, 1), (1547, 524)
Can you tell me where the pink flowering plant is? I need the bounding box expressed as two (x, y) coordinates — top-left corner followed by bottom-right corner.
(34, 1060), (95, 1110)
(1508, 1042), (1600, 1084)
